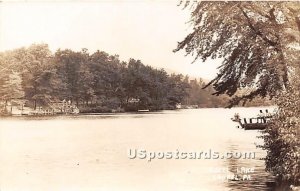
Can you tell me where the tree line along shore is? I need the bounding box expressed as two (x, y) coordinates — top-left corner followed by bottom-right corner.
(0, 43), (266, 115)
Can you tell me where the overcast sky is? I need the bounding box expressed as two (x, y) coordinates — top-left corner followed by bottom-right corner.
(0, 1), (221, 79)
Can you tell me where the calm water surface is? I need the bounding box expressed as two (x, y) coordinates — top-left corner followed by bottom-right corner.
(0, 108), (278, 191)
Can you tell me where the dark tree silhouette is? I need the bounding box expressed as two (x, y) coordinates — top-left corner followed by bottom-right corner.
(174, 1), (300, 106)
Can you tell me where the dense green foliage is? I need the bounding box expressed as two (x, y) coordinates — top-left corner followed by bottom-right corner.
(182, 78), (230, 107)
(261, 74), (300, 185)
(0, 44), (191, 112)
(0, 44), (236, 113)
(176, 1), (299, 186)
(175, 1), (300, 106)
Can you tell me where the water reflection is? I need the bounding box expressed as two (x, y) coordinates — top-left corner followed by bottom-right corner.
(0, 108), (279, 191)
(223, 143), (275, 190)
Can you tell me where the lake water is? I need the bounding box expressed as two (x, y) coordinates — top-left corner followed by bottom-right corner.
(0, 108), (278, 191)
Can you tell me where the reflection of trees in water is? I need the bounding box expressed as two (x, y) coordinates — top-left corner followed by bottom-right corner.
(223, 143), (276, 191)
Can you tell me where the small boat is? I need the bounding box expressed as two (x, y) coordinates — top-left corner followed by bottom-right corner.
(231, 109), (273, 130)
(240, 120), (269, 130)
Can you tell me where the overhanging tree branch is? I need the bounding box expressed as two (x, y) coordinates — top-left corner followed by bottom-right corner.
(238, 4), (278, 47)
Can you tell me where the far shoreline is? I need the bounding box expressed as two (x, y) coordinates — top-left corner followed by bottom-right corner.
(0, 106), (276, 120)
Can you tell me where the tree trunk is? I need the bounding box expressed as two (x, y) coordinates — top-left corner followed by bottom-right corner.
(10, 99), (12, 114)
(21, 103), (24, 115)
(4, 100), (7, 112)
(296, 16), (300, 32)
